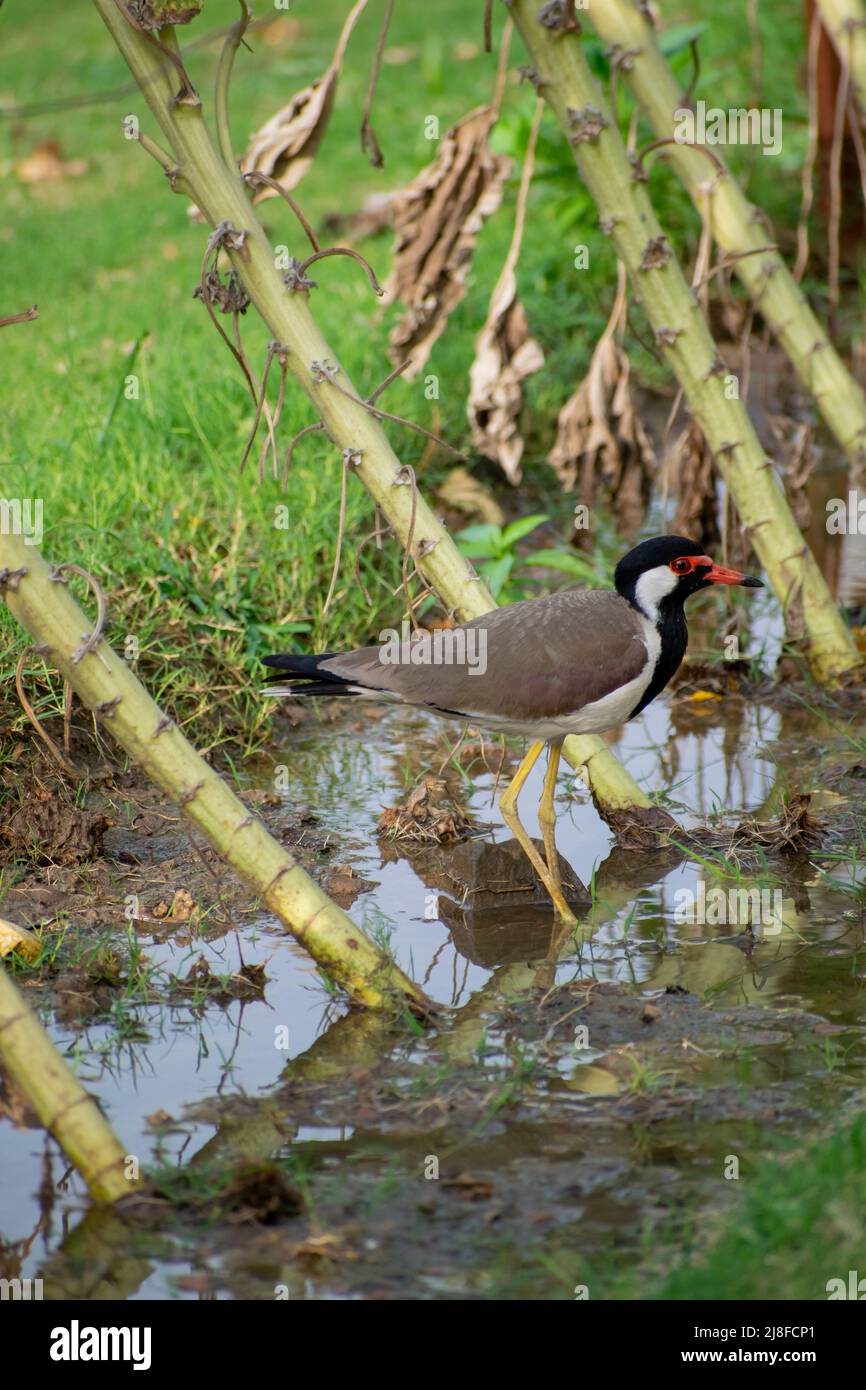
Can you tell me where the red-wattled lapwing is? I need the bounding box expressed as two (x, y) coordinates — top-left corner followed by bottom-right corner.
(263, 535), (763, 924)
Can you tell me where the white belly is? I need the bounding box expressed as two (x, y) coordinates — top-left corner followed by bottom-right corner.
(445, 612), (661, 741)
(458, 662), (655, 740)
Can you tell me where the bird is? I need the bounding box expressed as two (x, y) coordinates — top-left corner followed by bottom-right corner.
(263, 535), (763, 924)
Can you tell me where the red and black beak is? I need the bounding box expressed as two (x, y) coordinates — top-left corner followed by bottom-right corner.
(675, 554), (763, 587)
(698, 556), (763, 588)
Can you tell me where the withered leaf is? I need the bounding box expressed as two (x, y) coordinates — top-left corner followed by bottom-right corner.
(128, 0), (203, 25)
(467, 110), (544, 484)
(388, 106), (512, 377)
(549, 316), (656, 538)
(0, 918), (40, 964)
(732, 793), (823, 853)
(152, 887), (200, 924)
(666, 418), (720, 550)
(468, 278), (543, 483)
(378, 773), (471, 844)
(15, 141), (87, 185)
(769, 414), (816, 531)
(242, 0), (370, 195)
(441, 1172), (495, 1200)
(258, 16), (303, 48)
(289, 1230), (358, 1261)
(436, 465), (505, 525)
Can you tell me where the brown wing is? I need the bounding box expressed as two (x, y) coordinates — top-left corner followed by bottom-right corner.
(320, 589), (651, 720)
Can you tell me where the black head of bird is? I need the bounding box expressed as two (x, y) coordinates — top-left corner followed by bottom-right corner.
(614, 533), (763, 611)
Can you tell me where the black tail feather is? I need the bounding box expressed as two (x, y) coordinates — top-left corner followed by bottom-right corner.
(261, 652), (360, 699)
(261, 652), (341, 675)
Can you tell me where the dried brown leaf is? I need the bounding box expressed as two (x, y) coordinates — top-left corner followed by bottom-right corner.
(436, 465), (505, 525)
(15, 141), (87, 185)
(468, 283), (543, 482)
(289, 1230), (357, 1262)
(667, 418), (720, 550)
(153, 887), (200, 924)
(441, 1172), (495, 1199)
(242, 0), (369, 195)
(467, 102), (544, 483)
(128, 0), (202, 25)
(768, 415), (817, 530)
(733, 793), (823, 853)
(549, 333), (656, 537)
(387, 106), (512, 377)
(377, 773), (472, 844)
(258, 16), (303, 48)
(0, 918), (40, 964)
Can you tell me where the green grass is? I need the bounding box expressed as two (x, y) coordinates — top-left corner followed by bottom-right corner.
(507, 1112), (866, 1301)
(657, 1113), (866, 1300)
(0, 0), (850, 755)
(0, 0), (540, 748)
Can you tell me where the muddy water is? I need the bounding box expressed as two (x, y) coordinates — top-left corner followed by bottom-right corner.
(2, 666), (865, 1298)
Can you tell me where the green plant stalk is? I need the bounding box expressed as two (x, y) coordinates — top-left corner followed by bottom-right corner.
(815, 0), (866, 109)
(588, 0), (866, 472)
(91, 0), (660, 822)
(0, 961), (139, 1202)
(0, 531), (426, 1012)
(510, 0), (860, 684)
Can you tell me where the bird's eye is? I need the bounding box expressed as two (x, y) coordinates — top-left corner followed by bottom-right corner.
(670, 557), (691, 575)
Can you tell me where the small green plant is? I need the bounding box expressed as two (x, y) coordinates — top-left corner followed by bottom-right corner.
(454, 514), (548, 600)
(454, 515), (602, 601)
(622, 1050), (673, 1096)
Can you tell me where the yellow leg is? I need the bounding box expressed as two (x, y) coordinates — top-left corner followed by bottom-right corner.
(539, 739), (566, 905)
(499, 740), (577, 924)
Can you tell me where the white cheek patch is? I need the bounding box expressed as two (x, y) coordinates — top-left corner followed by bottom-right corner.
(634, 564), (680, 622)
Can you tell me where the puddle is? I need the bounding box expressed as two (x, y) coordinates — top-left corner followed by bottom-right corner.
(2, 681), (865, 1300)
